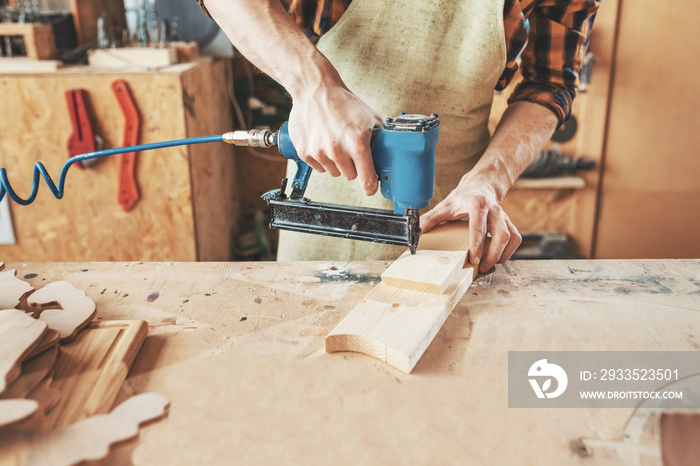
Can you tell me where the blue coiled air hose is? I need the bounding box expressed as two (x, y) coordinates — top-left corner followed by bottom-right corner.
(0, 134), (225, 205)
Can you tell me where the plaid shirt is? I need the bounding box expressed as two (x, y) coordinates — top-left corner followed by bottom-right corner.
(288, 0), (600, 125)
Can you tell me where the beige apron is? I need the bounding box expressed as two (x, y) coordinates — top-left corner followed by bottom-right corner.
(277, 0), (506, 261)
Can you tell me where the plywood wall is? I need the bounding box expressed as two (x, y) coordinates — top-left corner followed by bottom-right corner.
(0, 59), (238, 261)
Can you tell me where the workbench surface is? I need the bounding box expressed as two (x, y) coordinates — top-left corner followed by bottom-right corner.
(7, 259), (700, 464)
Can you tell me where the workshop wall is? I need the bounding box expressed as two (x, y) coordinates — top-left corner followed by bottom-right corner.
(0, 59), (239, 261)
(594, 0), (700, 259)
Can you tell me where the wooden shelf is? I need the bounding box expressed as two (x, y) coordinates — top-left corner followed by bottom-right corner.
(512, 176), (586, 190)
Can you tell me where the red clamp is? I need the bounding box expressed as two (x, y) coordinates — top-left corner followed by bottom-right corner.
(65, 89), (102, 169)
(112, 79), (140, 212)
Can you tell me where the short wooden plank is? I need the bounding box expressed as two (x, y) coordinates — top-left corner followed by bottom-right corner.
(381, 250), (467, 294)
(326, 221), (475, 373)
(42, 320), (148, 429)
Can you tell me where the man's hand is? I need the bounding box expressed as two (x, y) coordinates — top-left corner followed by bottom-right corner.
(288, 84), (383, 196)
(420, 101), (559, 272)
(419, 172), (522, 274)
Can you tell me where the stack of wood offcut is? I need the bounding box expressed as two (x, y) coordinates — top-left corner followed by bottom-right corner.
(0, 262), (169, 466)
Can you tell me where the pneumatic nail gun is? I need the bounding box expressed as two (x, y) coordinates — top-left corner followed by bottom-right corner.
(225, 112), (439, 254)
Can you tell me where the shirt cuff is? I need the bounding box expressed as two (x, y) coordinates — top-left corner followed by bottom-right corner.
(508, 81), (575, 128)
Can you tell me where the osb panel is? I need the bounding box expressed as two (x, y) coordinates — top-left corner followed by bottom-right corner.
(0, 67), (197, 261)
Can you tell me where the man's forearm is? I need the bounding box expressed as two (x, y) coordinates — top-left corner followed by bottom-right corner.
(467, 101), (559, 200)
(205, 0), (342, 99)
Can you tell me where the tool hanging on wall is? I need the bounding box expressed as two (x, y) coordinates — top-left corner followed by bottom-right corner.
(112, 79), (141, 212)
(65, 89), (104, 170)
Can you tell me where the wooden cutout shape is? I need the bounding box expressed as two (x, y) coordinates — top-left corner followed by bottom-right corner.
(26, 328), (60, 359)
(326, 221), (477, 373)
(0, 399), (39, 431)
(0, 346), (57, 400)
(0, 392), (170, 466)
(44, 320), (148, 428)
(0, 309), (47, 394)
(0, 269), (34, 309)
(381, 250), (468, 294)
(26, 281), (97, 344)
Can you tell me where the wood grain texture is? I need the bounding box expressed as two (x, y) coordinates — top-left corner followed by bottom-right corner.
(326, 221), (475, 372)
(0, 392), (169, 466)
(26, 281), (97, 344)
(0, 309), (47, 394)
(0, 268), (34, 309)
(381, 250), (467, 294)
(43, 320), (148, 429)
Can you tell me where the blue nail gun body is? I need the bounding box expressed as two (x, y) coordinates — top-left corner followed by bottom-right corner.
(233, 113), (439, 254)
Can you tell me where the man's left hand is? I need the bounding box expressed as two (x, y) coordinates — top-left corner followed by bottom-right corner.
(419, 173), (522, 274)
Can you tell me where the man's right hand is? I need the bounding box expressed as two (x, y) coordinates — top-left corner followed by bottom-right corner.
(287, 83), (383, 196)
(205, 0), (382, 197)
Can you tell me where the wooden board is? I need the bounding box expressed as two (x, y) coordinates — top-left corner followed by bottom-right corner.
(3, 260), (700, 464)
(0, 309), (47, 394)
(381, 250), (467, 294)
(43, 320), (148, 429)
(326, 221), (476, 372)
(0, 58), (62, 73)
(87, 48), (178, 68)
(0, 392), (169, 466)
(0, 58), (239, 261)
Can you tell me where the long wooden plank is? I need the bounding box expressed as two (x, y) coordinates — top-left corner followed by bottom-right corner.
(325, 221), (476, 373)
